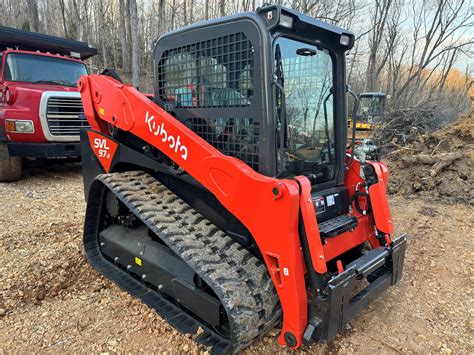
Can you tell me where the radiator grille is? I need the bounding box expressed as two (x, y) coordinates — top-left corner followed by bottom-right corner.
(46, 96), (89, 136)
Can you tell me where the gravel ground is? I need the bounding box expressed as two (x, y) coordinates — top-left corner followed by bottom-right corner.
(0, 160), (472, 353)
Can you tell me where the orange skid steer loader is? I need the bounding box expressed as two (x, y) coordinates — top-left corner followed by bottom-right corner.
(78, 5), (406, 353)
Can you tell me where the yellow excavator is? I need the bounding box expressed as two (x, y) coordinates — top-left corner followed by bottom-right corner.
(348, 92), (386, 141)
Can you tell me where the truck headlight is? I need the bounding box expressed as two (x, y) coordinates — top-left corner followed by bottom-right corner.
(5, 119), (35, 133)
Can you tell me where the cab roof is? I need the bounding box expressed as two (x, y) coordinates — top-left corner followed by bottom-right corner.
(156, 5), (355, 53)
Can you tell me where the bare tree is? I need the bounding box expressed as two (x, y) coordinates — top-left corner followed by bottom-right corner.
(97, 0), (108, 68)
(220, 0), (225, 17)
(119, 0), (129, 71)
(365, 0), (393, 92)
(58, 0), (69, 38)
(159, 0), (165, 32)
(25, 0), (40, 32)
(129, 0), (140, 88)
(392, 0), (473, 108)
(0, 0), (470, 112)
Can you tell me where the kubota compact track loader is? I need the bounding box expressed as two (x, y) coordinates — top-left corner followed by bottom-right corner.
(79, 5), (406, 353)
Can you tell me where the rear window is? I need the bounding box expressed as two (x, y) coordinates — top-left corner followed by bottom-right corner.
(158, 32), (254, 108)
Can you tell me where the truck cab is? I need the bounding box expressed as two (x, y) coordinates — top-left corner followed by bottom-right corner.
(0, 26), (97, 181)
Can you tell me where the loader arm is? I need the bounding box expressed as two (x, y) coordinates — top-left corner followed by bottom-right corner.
(78, 74), (322, 348)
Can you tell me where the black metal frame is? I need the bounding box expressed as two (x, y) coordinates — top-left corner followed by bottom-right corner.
(303, 234), (407, 344)
(264, 6), (353, 189)
(100, 224), (222, 326)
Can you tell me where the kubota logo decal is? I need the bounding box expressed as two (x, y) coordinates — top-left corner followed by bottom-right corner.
(145, 111), (188, 160)
(88, 131), (118, 172)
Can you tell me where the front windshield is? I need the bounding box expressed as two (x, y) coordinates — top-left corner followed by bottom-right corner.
(4, 53), (87, 87)
(357, 96), (384, 119)
(275, 37), (335, 183)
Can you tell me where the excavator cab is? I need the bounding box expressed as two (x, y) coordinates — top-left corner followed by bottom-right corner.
(349, 92), (386, 131)
(79, 5), (406, 353)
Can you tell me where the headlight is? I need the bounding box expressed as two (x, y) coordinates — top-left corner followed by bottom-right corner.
(5, 119), (35, 133)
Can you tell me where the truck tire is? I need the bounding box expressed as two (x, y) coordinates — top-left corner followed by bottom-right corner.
(0, 142), (22, 182)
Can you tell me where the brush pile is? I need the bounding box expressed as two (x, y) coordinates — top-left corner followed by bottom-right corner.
(371, 108), (449, 152)
(384, 111), (473, 205)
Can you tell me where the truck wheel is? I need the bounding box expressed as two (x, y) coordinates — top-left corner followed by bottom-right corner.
(0, 142), (22, 182)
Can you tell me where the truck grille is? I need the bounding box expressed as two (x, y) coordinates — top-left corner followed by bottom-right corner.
(46, 96), (89, 136)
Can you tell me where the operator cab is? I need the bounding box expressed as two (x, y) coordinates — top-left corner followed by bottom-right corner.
(154, 5), (353, 188)
(152, 5), (355, 227)
(355, 92), (386, 123)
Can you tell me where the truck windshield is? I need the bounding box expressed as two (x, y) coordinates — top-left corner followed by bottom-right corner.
(275, 37), (335, 183)
(4, 53), (87, 87)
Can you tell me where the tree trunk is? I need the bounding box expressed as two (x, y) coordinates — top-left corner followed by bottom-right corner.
(25, 0), (40, 32)
(183, 0), (187, 25)
(205, 0), (209, 20)
(98, 0), (107, 68)
(171, 0), (176, 29)
(125, 0), (133, 74)
(159, 0), (165, 33)
(220, 0), (225, 17)
(59, 0), (69, 38)
(129, 0), (140, 89)
(189, 0), (194, 23)
(72, 0), (86, 42)
(119, 0), (128, 72)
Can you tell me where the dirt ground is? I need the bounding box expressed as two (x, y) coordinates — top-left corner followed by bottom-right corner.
(0, 159), (472, 354)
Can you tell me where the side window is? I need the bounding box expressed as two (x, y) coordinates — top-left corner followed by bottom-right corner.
(158, 32), (254, 108)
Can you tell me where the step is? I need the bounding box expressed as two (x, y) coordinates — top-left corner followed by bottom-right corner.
(318, 214), (359, 238)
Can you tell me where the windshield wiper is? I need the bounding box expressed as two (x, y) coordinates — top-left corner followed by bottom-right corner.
(32, 80), (67, 86)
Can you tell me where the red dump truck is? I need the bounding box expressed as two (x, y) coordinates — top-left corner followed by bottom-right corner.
(0, 26), (97, 181)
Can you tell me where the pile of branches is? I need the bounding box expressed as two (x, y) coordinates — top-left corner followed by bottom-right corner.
(383, 110), (473, 205)
(371, 108), (449, 152)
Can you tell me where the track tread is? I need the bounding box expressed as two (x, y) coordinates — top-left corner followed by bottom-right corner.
(84, 171), (281, 353)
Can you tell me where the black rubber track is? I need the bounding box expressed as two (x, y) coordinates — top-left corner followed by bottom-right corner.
(83, 171), (281, 353)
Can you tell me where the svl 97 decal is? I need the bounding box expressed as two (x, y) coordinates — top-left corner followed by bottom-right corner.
(88, 131), (118, 172)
